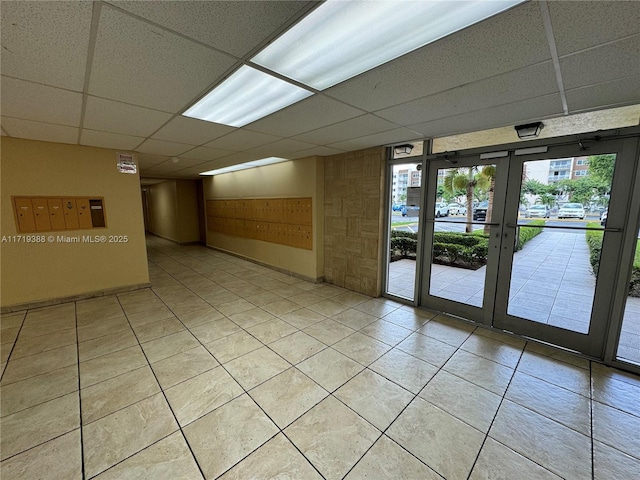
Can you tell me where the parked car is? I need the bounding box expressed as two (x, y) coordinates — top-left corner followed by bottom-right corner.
(472, 201), (489, 221)
(401, 205), (420, 217)
(392, 204), (403, 211)
(600, 209), (608, 226)
(435, 202), (450, 218)
(525, 204), (550, 218)
(447, 203), (467, 215)
(558, 203), (585, 219)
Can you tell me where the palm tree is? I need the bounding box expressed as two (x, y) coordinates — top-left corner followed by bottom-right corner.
(481, 165), (496, 235)
(443, 167), (490, 233)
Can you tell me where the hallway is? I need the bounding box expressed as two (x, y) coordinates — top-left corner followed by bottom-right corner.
(1, 237), (639, 479)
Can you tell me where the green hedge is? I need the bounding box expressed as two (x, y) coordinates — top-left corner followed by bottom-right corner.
(390, 230), (489, 268)
(515, 220), (545, 251)
(585, 222), (640, 297)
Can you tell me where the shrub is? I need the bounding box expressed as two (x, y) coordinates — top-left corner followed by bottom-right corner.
(585, 222), (640, 297)
(515, 220), (545, 251)
(390, 236), (417, 257)
(390, 229), (490, 268)
(585, 222), (603, 275)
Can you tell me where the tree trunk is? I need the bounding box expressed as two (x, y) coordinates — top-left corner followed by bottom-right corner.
(465, 184), (474, 234)
(484, 177), (495, 235)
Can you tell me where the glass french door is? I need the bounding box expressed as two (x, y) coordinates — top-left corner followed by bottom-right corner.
(420, 156), (508, 324)
(420, 137), (638, 358)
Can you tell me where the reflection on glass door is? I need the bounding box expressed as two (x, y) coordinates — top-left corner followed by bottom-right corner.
(506, 155), (616, 335)
(429, 164), (497, 308)
(386, 162), (421, 300)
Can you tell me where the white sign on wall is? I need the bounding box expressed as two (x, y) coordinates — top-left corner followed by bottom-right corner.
(117, 152), (137, 174)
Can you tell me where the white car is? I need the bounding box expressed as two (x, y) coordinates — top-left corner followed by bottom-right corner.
(447, 203), (467, 215)
(525, 205), (550, 218)
(558, 203), (585, 219)
(435, 202), (450, 218)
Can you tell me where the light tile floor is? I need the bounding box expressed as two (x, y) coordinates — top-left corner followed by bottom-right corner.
(1, 236), (639, 479)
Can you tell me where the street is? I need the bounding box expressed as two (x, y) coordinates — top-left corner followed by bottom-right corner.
(391, 212), (602, 234)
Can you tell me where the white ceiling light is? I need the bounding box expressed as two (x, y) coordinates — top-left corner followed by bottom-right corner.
(252, 0), (525, 90)
(199, 157), (289, 176)
(183, 66), (312, 127)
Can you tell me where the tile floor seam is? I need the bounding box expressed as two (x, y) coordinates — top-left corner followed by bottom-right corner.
(339, 332), (469, 479)
(113, 293), (208, 480)
(150, 261), (334, 478)
(79, 369), (160, 426)
(0, 312), (27, 384)
(0, 427), (83, 465)
(0, 367), (80, 419)
(474, 342), (579, 480)
(130, 270), (321, 477)
(73, 302), (87, 480)
(346, 331), (474, 478)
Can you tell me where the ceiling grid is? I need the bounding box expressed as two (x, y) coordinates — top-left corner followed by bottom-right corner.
(1, 0), (638, 179)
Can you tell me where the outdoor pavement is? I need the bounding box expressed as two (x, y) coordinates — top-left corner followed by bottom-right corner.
(388, 230), (640, 365)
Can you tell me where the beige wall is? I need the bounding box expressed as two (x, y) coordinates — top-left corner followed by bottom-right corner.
(203, 157), (324, 280)
(147, 179), (200, 244)
(324, 147), (386, 297)
(147, 181), (177, 241)
(176, 180), (201, 244)
(0, 137), (149, 309)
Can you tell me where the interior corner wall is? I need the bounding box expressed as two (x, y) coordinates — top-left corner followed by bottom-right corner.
(324, 146), (386, 297)
(0, 137), (149, 309)
(147, 179), (200, 245)
(176, 180), (201, 244)
(202, 156), (324, 281)
(147, 181), (178, 242)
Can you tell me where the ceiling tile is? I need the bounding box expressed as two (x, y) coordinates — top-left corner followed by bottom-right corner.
(293, 114), (399, 145)
(137, 153), (169, 168)
(560, 36), (640, 90)
(376, 62), (558, 126)
(290, 145), (347, 158)
(137, 139), (195, 157)
(246, 95), (365, 137)
(89, 5), (238, 112)
(329, 128), (423, 151)
(151, 116), (235, 145)
(180, 146), (235, 161)
(324, 1), (549, 112)
(0, 1), (92, 90)
(150, 157), (208, 171)
(566, 75), (640, 113)
(549, 1), (640, 56)
(204, 129), (281, 150)
(1, 77), (83, 126)
(204, 152), (262, 167)
(245, 138), (317, 157)
(80, 129), (143, 150)
(170, 165), (217, 176)
(1, 117), (78, 145)
(83, 96), (172, 137)
(409, 94), (565, 138)
(111, 1), (317, 57)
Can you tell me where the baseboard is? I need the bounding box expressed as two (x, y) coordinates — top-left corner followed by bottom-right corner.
(1, 283), (152, 313)
(205, 245), (324, 284)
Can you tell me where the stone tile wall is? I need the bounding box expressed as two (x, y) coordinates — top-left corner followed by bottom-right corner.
(323, 147), (386, 297)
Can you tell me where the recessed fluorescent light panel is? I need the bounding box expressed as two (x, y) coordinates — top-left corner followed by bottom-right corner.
(252, 0), (525, 90)
(200, 157), (289, 176)
(183, 66), (312, 127)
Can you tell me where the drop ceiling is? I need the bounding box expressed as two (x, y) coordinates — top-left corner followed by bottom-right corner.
(1, 0), (639, 179)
